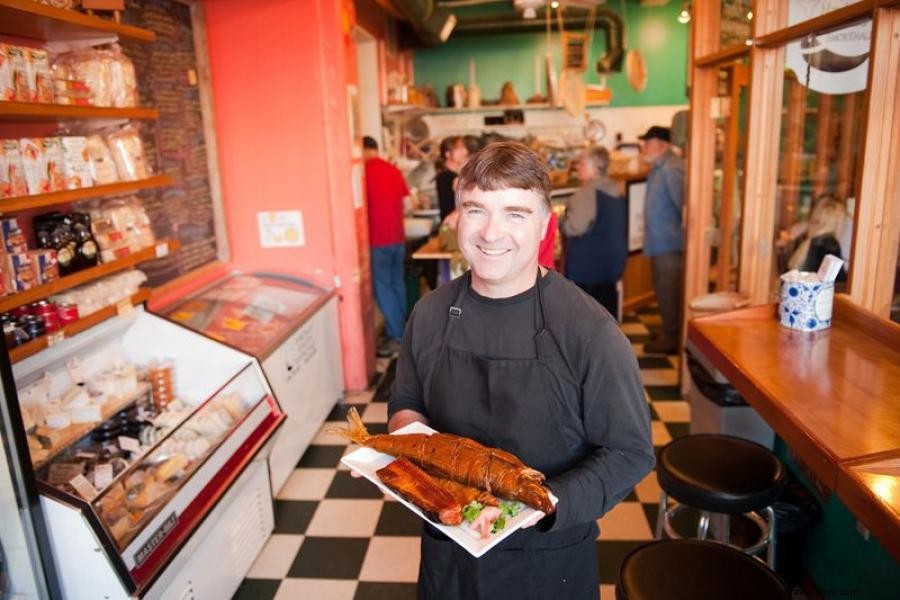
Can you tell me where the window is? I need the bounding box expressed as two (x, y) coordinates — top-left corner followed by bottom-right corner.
(771, 20), (870, 294)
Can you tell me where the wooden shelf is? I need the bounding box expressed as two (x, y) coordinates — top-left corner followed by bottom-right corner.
(9, 288), (151, 364)
(0, 0), (155, 43)
(0, 175), (172, 213)
(0, 102), (158, 123)
(384, 102), (612, 117)
(30, 382), (152, 470)
(0, 239), (178, 313)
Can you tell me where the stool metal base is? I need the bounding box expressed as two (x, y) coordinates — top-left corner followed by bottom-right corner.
(656, 491), (777, 569)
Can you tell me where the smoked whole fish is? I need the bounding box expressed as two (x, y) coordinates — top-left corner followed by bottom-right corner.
(331, 408), (555, 514)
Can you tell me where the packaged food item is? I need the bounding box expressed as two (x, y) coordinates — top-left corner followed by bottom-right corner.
(68, 49), (112, 106)
(147, 359), (175, 411)
(0, 44), (14, 101)
(60, 136), (93, 190)
(107, 45), (137, 108)
(42, 137), (66, 192)
(27, 48), (53, 103)
(28, 249), (60, 285)
(105, 126), (150, 181)
(78, 196), (155, 261)
(85, 135), (119, 185)
(0, 140), (30, 198)
(19, 138), (49, 195)
(8, 45), (31, 102)
(33, 212), (100, 275)
(0, 218), (28, 254)
(6, 253), (36, 292)
(49, 55), (91, 106)
(50, 269), (147, 317)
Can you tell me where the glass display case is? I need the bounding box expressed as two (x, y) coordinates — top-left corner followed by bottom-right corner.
(160, 273), (343, 494)
(9, 309), (284, 598)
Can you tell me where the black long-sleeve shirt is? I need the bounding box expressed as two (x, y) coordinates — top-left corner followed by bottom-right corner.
(388, 270), (655, 533)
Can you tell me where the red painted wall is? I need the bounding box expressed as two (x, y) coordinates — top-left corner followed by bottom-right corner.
(202, 0), (375, 389)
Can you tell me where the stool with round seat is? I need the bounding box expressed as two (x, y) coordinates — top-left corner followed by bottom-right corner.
(655, 434), (787, 568)
(616, 539), (791, 600)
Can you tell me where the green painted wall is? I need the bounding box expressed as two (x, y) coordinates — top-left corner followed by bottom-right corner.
(413, 1), (688, 108)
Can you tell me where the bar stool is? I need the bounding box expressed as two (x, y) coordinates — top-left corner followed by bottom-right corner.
(655, 434), (787, 568)
(616, 539), (791, 600)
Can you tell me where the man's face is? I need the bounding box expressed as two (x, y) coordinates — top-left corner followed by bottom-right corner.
(640, 138), (666, 162)
(457, 186), (549, 298)
(448, 142), (469, 168)
(575, 154), (597, 182)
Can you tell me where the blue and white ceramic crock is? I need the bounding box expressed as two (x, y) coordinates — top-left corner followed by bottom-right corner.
(778, 275), (835, 332)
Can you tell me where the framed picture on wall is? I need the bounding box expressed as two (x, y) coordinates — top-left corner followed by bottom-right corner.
(627, 180), (646, 253)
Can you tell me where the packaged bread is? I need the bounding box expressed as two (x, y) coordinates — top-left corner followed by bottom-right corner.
(106, 126), (150, 181)
(0, 44), (14, 101)
(27, 48), (54, 103)
(107, 45), (137, 108)
(1, 140), (29, 198)
(19, 138), (49, 195)
(78, 196), (155, 260)
(8, 46), (32, 102)
(68, 49), (112, 107)
(42, 138), (66, 192)
(60, 136), (93, 190)
(85, 134), (119, 185)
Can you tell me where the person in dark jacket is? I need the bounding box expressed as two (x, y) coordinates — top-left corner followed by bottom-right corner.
(389, 141), (654, 600)
(435, 136), (469, 222)
(562, 145), (627, 318)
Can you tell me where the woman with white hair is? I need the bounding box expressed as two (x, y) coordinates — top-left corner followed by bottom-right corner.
(561, 145), (628, 317)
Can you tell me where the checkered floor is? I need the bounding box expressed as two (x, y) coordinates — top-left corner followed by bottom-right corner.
(233, 305), (686, 600)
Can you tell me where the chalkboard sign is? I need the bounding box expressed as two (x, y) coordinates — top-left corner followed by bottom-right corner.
(121, 0), (218, 286)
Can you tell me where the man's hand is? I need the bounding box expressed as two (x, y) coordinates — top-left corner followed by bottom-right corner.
(388, 409), (429, 433)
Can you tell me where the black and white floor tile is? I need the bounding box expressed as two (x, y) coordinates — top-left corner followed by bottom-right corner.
(234, 305), (686, 600)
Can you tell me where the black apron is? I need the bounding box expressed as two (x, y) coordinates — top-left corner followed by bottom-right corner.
(418, 271), (599, 600)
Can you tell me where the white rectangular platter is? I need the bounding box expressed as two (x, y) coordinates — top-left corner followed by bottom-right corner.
(340, 421), (556, 558)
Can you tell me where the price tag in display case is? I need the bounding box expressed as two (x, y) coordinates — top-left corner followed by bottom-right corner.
(47, 331), (65, 347)
(117, 298), (135, 318)
(155, 242), (169, 258)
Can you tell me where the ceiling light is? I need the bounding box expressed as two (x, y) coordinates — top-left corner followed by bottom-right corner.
(747, 10), (753, 20)
(551, 1), (559, 9)
(677, 9), (690, 24)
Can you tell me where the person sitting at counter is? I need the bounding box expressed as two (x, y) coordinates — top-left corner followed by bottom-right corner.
(786, 195), (850, 282)
(435, 136), (469, 222)
(561, 145), (627, 318)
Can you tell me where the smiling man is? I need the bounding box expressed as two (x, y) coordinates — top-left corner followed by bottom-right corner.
(388, 142), (655, 599)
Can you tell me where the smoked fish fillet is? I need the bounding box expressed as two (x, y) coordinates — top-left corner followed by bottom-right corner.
(376, 458), (463, 525)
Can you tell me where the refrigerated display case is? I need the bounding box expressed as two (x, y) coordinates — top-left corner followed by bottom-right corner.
(159, 273), (343, 493)
(9, 309), (285, 599)
(0, 368), (54, 600)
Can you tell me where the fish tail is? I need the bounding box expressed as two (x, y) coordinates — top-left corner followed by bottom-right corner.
(323, 407), (370, 446)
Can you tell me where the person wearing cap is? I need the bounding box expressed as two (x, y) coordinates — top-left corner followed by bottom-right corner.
(638, 125), (685, 354)
(363, 135), (409, 356)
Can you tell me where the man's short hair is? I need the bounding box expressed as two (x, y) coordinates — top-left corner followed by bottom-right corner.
(362, 136), (378, 150)
(583, 145), (610, 174)
(456, 141), (551, 211)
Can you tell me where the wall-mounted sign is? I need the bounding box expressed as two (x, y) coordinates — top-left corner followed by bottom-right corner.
(786, 0), (870, 94)
(258, 211), (305, 248)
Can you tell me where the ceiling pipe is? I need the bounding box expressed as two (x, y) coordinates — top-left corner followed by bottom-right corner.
(389, 0), (458, 45)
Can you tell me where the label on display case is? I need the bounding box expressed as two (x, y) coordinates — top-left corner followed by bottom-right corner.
(133, 512), (178, 567)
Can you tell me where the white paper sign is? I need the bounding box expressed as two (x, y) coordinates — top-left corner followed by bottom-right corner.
(786, 0), (870, 94)
(257, 211), (305, 248)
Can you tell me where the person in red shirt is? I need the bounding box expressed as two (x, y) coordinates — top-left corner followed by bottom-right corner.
(364, 136), (409, 356)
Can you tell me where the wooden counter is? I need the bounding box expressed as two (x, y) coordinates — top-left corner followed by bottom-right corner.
(411, 236), (454, 260)
(687, 295), (900, 559)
